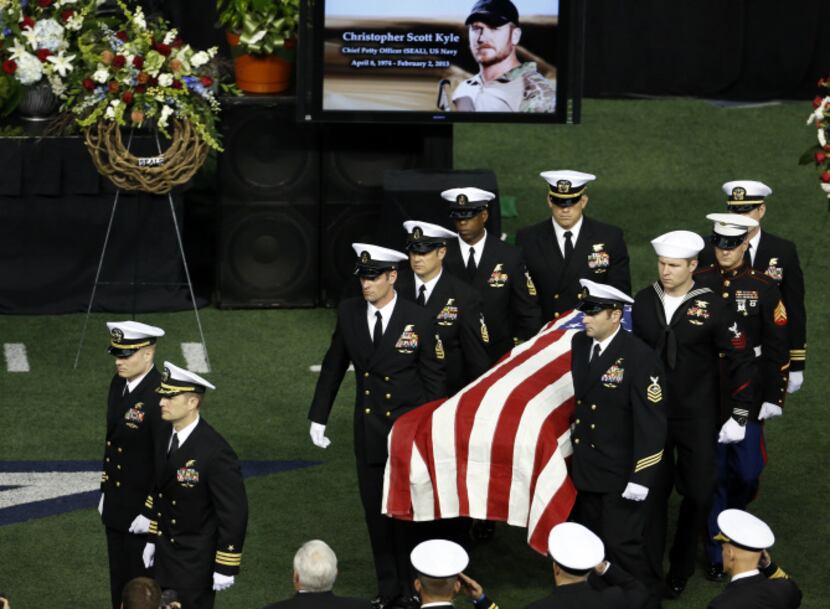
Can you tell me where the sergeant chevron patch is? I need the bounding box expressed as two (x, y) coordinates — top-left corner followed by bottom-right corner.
(774, 301), (788, 326)
(647, 376), (662, 403)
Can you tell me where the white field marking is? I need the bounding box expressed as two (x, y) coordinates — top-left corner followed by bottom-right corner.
(4, 343), (30, 372)
(309, 364), (354, 373)
(181, 343), (209, 373)
(0, 471), (101, 509)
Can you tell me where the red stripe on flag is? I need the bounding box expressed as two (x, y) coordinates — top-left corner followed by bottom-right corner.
(412, 406), (442, 518)
(485, 350), (573, 520)
(527, 478), (578, 554)
(527, 390), (575, 513)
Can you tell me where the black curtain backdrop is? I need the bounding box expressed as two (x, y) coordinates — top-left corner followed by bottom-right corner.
(151, 0), (830, 101)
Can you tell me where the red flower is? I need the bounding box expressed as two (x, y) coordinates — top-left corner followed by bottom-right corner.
(61, 9), (74, 21)
(122, 91), (134, 105)
(172, 38), (184, 49)
(20, 16), (35, 30)
(2, 60), (16, 75)
(82, 78), (95, 91)
(821, 171), (830, 184)
(149, 76), (158, 86)
(112, 55), (126, 68)
(115, 31), (128, 42)
(813, 96), (823, 109)
(135, 84), (146, 94)
(132, 56), (144, 69)
(816, 151), (827, 164)
(35, 49), (51, 62)
(172, 79), (182, 89)
(108, 80), (120, 94)
(200, 76), (213, 87)
(37, 0), (53, 7)
(155, 43), (172, 56)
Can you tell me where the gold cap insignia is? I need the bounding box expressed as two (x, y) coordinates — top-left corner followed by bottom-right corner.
(162, 367), (171, 382)
(457, 194), (467, 206)
(111, 327), (124, 342)
(557, 179), (571, 193)
(732, 186), (746, 201)
(413, 226), (423, 239)
(360, 251), (370, 263)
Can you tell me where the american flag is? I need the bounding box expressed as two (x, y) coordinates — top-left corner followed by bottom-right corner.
(382, 309), (589, 554)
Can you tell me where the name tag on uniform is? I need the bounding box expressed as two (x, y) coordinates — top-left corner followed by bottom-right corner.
(395, 324), (419, 353)
(177, 459), (200, 487)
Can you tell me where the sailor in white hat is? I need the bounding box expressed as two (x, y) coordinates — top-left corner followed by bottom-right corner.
(569, 279), (666, 601)
(410, 539), (494, 609)
(699, 180), (807, 395)
(308, 243), (445, 606)
(516, 170), (631, 323)
(632, 230), (757, 597)
(696, 215), (790, 582)
(708, 509), (801, 609)
(143, 361), (248, 606)
(400, 220), (491, 395)
(100, 320), (167, 609)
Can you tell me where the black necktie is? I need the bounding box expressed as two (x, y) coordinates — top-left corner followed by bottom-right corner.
(564, 231), (574, 261)
(743, 243), (752, 268)
(417, 284), (426, 307)
(588, 343), (602, 373)
(167, 432), (179, 459)
(466, 246), (477, 280)
(372, 311), (383, 349)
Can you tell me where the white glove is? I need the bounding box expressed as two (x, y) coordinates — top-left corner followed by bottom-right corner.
(128, 514), (151, 534)
(621, 482), (649, 501)
(718, 418), (746, 444)
(309, 422), (331, 448)
(142, 542), (155, 569)
(213, 572), (235, 591)
(786, 371), (803, 394)
(98, 493), (104, 516)
(758, 402), (783, 421)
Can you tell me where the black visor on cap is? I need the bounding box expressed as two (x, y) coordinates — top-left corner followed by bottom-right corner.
(449, 207), (485, 219)
(353, 262), (394, 278)
(108, 345), (141, 358)
(727, 202), (761, 213)
(406, 236), (446, 253)
(578, 299), (617, 316)
(548, 193), (583, 208)
(710, 232), (746, 250)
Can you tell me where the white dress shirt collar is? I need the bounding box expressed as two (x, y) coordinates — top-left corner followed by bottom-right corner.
(367, 291), (397, 335)
(591, 324), (621, 358)
(552, 216), (584, 257)
(748, 229), (762, 266)
(415, 269), (443, 305)
(731, 568), (760, 582)
(458, 229), (487, 267)
(126, 366), (153, 393)
(171, 414), (200, 449)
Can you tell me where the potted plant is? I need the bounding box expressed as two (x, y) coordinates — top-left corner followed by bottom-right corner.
(216, 0), (299, 93)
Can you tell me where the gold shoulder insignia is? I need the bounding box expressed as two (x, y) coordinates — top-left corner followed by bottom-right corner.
(647, 376), (662, 403)
(434, 335), (445, 361)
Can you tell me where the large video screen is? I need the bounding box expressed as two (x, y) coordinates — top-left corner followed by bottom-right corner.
(300, 0), (572, 123)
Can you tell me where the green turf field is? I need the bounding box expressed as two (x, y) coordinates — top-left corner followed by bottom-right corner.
(1, 98), (828, 608)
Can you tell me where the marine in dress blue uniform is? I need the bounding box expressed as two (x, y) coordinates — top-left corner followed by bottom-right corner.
(516, 171), (631, 324)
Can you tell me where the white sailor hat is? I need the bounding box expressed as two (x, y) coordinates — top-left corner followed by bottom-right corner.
(548, 522), (605, 572)
(156, 361), (215, 396)
(706, 213), (759, 250)
(713, 509), (775, 551)
(442, 187), (495, 217)
(403, 220), (458, 253)
(106, 321), (165, 357)
(410, 539), (469, 578)
(540, 170), (596, 205)
(577, 278), (633, 314)
(722, 180), (772, 212)
(351, 243), (408, 277)
(651, 230), (705, 259)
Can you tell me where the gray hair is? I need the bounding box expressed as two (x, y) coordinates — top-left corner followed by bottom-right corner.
(293, 539), (338, 592)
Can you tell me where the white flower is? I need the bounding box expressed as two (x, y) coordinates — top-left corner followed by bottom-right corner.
(65, 14), (84, 32)
(15, 52), (43, 85)
(47, 51), (75, 78)
(133, 7), (147, 30)
(105, 99), (121, 120)
(9, 41), (29, 61)
(22, 27), (40, 49)
(158, 73), (173, 87)
(158, 104), (174, 129)
(34, 18), (66, 53)
(819, 129), (827, 148)
(207, 47), (218, 58)
(163, 29), (178, 45)
(47, 73), (67, 97)
(191, 51), (210, 67)
(93, 66), (110, 84)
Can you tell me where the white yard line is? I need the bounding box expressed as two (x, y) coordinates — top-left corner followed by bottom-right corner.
(4, 343), (30, 372)
(309, 364), (354, 372)
(181, 342), (210, 373)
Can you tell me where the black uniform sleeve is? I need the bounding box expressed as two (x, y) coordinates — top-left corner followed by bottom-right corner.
(308, 312), (351, 425)
(760, 284), (790, 410)
(590, 562), (650, 609)
(628, 352), (667, 489)
(606, 228), (632, 296)
(417, 323), (447, 401)
(510, 253), (543, 341)
(210, 444), (249, 576)
(459, 291), (493, 384)
(782, 243), (807, 371)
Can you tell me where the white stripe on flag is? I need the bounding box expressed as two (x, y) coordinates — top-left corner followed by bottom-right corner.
(410, 444), (436, 521)
(430, 395), (462, 519)
(526, 442), (570, 538)
(4, 343), (30, 372)
(181, 343), (209, 373)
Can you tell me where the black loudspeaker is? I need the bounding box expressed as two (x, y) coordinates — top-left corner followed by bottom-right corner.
(379, 169), (502, 246)
(217, 98), (320, 308)
(319, 124), (452, 306)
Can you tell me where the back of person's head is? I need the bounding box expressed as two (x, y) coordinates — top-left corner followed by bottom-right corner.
(416, 574), (459, 599)
(293, 540), (338, 592)
(121, 577), (161, 609)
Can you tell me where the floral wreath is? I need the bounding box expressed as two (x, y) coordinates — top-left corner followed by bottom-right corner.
(804, 77), (830, 198)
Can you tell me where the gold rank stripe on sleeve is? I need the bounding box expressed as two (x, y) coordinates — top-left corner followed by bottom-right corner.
(148, 520), (158, 535)
(634, 449), (664, 473)
(789, 349), (806, 361)
(768, 566), (790, 580)
(144, 495), (153, 509)
(215, 551), (242, 566)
